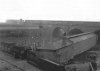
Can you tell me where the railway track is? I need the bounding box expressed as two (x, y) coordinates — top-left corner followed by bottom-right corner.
(0, 58), (25, 71)
(0, 51), (42, 71)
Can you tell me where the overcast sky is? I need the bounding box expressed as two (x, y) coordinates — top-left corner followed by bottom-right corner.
(0, 0), (100, 22)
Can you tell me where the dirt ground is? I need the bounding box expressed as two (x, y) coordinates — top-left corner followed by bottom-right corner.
(0, 51), (41, 71)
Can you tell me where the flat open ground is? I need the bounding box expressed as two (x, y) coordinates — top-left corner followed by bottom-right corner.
(0, 51), (41, 71)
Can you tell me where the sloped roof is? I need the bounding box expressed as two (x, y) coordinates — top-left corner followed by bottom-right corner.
(68, 28), (83, 35)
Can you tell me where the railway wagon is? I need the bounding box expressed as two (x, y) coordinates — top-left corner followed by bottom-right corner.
(0, 42), (31, 59)
(26, 30), (97, 71)
(0, 42), (15, 53)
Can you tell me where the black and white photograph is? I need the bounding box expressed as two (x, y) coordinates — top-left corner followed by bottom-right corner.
(0, 0), (100, 71)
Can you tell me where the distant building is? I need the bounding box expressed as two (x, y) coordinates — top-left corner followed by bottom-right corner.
(6, 19), (24, 24)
